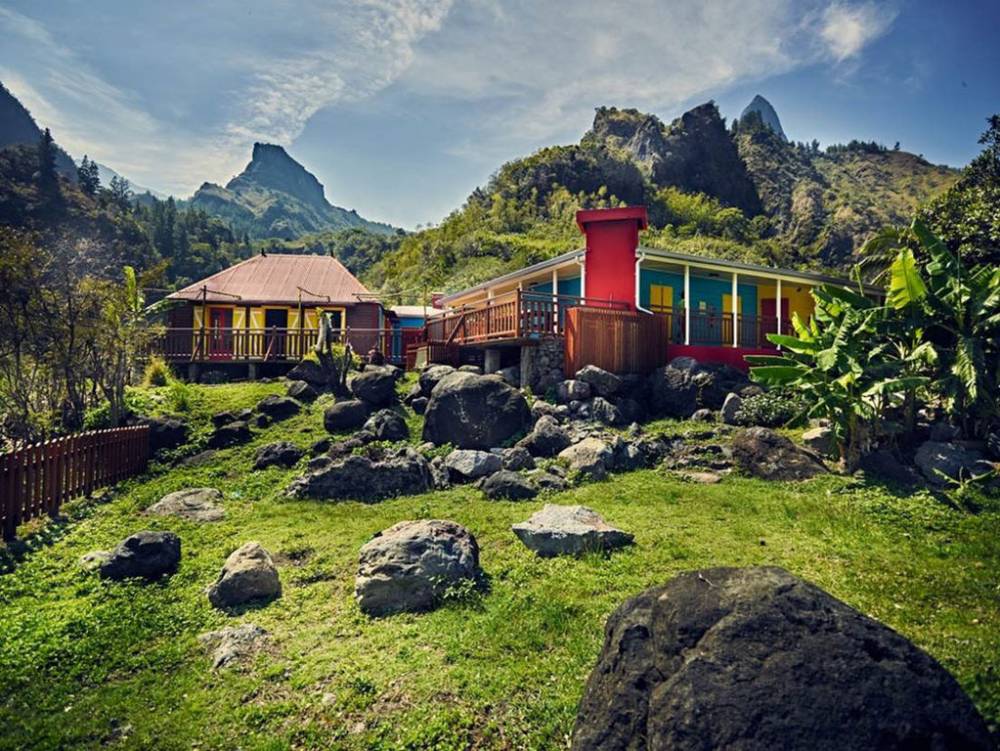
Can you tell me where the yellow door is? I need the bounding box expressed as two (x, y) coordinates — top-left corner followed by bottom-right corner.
(650, 284), (673, 312)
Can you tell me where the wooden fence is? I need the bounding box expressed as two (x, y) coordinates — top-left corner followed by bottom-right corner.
(564, 307), (669, 376)
(1, 425), (150, 541)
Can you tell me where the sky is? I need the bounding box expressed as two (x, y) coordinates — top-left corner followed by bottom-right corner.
(1, 1), (997, 229)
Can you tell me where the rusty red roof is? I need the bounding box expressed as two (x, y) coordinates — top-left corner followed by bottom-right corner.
(167, 254), (372, 305)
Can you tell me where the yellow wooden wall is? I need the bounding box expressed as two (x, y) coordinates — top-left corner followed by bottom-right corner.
(756, 283), (815, 322)
(190, 304), (346, 358)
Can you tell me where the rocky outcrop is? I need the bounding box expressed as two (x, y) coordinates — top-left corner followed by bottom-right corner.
(572, 566), (993, 750)
(287, 449), (432, 501)
(97, 531), (181, 581)
(731, 427), (826, 481)
(422, 373), (531, 450)
(512, 505), (632, 557)
(207, 542), (281, 610)
(355, 520), (481, 616)
(647, 357), (749, 418)
(146, 488), (224, 522)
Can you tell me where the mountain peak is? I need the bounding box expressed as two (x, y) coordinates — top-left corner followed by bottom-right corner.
(740, 95), (786, 140)
(227, 142), (327, 209)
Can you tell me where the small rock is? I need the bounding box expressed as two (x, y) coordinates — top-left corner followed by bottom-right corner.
(410, 396), (429, 415)
(208, 421), (252, 449)
(323, 399), (370, 433)
(418, 364), (456, 396)
(147, 487), (224, 521)
(254, 442), (304, 470)
(140, 416), (189, 454)
(251, 413), (270, 429)
(675, 470), (723, 484)
(80, 550), (111, 571)
(591, 396), (624, 427)
(914, 441), (990, 486)
(444, 449), (502, 481)
(512, 504), (633, 557)
(198, 624), (269, 669)
(350, 368), (397, 407)
(310, 437), (331, 456)
(98, 531), (181, 581)
(458, 364), (483, 375)
(211, 411), (237, 428)
(286, 380), (318, 402)
(363, 409), (410, 442)
(721, 392), (743, 425)
(731, 427), (826, 481)
(482, 470), (537, 500)
(207, 542), (281, 610)
(575, 365), (622, 398)
(802, 426), (837, 458)
(559, 437), (613, 479)
(255, 395), (301, 421)
(518, 415), (571, 457)
(556, 379), (592, 404)
(532, 471), (570, 492)
(501, 446), (536, 471)
(288, 450), (432, 501)
(691, 408), (715, 423)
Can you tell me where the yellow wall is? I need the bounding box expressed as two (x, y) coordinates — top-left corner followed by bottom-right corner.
(756, 283), (815, 323)
(190, 304), (348, 358)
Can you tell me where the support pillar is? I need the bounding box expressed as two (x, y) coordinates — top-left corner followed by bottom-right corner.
(248, 363), (259, 380)
(187, 363), (200, 382)
(732, 271), (739, 348)
(683, 264), (691, 345)
(776, 277), (783, 344)
(484, 348), (502, 374)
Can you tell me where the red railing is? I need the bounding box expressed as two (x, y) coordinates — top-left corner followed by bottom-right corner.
(147, 327), (409, 365)
(1, 426), (150, 541)
(424, 290), (631, 346)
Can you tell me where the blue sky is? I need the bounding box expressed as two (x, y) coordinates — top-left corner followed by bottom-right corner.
(1, 1), (997, 229)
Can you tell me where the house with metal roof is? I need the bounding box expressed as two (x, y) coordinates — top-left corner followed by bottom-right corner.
(156, 253), (389, 378)
(417, 206), (877, 386)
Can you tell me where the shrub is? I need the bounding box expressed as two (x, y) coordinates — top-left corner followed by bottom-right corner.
(167, 380), (194, 413)
(141, 356), (174, 387)
(734, 389), (806, 428)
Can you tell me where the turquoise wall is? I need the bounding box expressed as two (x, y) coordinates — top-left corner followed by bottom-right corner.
(527, 277), (581, 297)
(398, 316), (424, 328)
(639, 268), (756, 314)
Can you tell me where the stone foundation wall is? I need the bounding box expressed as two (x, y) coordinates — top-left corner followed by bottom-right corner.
(520, 339), (565, 394)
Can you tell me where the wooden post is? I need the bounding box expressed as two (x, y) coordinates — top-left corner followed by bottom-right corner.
(776, 277), (783, 344)
(683, 264), (691, 345)
(551, 268), (559, 334)
(732, 271), (739, 348)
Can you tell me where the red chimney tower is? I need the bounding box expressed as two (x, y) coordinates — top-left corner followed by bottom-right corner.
(576, 206), (648, 307)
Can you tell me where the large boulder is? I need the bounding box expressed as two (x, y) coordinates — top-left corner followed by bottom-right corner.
(208, 421), (252, 449)
(482, 470), (537, 500)
(648, 357), (750, 418)
(571, 566), (993, 750)
(422, 373), (531, 450)
(207, 542), (281, 610)
(731, 427), (826, 481)
(355, 519), (481, 616)
(350, 368), (396, 407)
(444, 449), (502, 481)
(255, 394), (301, 421)
(418, 364), (456, 396)
(559, 438), (614, 479)
(146, 488), (224, 522)
(914, 441), (991, 486)
(575, 365), (623, 398)
(98, 531), (181, 581)
(253, 441), (304, 470)
(323, 399), (370, 433)
(140, 416), (189, 454)
(363, 409), (410, 442)
(287, 449), (432, 501)
(518, 415), (572, 457)
(512, 504), (632, 557)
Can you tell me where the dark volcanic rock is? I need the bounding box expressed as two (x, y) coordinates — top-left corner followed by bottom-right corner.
(518, 415), (571, 457)
(255, 395), (301, 421)
(363, 409), (409, 442)
(648, 357), (750, 418)
(140, 416), (189, 454)
(253, 441), (304, 470)
(350, 368), (396, 407)
(571, 566), (993, 750)
(422, 373), (531, 450)
(208, 421), (252, 449)
(418, 364), (456, 396)
(481, 470), (537, 500)
(287, 449), (432, 501)
(287, 360), (330, 389)
(731, 427), (826, 481)
(323, 399), (370, 433)
(98, 531), (181, 581)
(575, 365), (622, 399)
(286, 380), (318, 402)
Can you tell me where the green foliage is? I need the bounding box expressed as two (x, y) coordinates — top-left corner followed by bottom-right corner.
(142, 355), (174, 388)
(734, 389), (806, 428)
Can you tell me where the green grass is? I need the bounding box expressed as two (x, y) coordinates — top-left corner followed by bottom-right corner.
(2, 382), (999, 750)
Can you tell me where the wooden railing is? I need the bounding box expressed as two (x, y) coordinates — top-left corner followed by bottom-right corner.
(147, 327), (409, 365)
(1, 425), (150, 541)
(649, 306), (792, 348)
(425, 290), (631, 346)
(565, 308), (669, 375)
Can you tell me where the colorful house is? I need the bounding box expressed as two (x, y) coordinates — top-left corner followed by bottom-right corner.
(421, 206), (877, 385)
(158, 253), (390, 378)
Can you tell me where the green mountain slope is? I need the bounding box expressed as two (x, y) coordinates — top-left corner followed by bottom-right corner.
(372, 99), (960, 300)
(189, 143), (394, 240)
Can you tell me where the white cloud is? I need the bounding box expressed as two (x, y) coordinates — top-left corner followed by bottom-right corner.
(819, 2), (897, 62)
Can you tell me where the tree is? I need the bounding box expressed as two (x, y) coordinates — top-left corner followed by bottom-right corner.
(77, 155), (100, 196)
(36, 128), (60, 204)
(108, 174), (132, 211)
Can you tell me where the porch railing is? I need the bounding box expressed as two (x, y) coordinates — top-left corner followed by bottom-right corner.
(648, 306), (792, 348)
(146, 327), (410, 365)
(425, 290), (631, 346)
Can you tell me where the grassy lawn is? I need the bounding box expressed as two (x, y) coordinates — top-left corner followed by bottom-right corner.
(1, 381), (998, 750)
